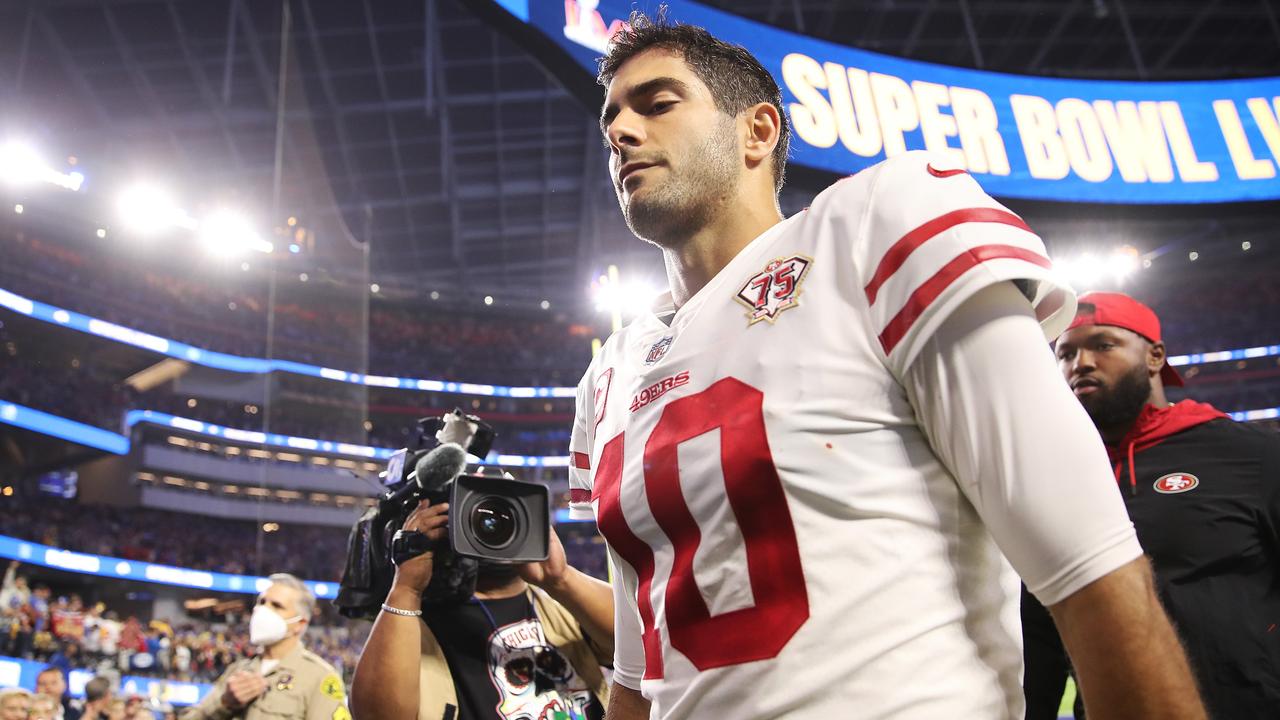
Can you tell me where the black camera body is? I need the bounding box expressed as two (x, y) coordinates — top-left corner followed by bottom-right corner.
(450, 474), (549, 562)
(336, 411), (551, 619)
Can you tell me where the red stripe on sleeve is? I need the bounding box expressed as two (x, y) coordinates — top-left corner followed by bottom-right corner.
(878, 244), (1052, 356)
(569, 488), (591, 504)
(864, 208), (1032, 306)
(572, 451), (591, 470)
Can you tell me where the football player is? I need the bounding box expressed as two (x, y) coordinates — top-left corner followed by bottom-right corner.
(571, 13), (1206, 720)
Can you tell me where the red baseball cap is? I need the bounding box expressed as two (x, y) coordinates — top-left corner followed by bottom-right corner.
(1064, 291), (1183, 387)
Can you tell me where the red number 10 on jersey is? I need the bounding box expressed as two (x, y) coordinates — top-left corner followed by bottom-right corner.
(593, 377), (810, 679)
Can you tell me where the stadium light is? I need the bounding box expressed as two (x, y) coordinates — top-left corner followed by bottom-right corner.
(1111, 245), (1140, 281)
(591, 272), (660, 318)
(1054, 246), (1144, 291)
(198, 210), (272, 255)
(117, 184), (195, 236)
(0, 142), (84, 191)
(0, 142), (45, 185)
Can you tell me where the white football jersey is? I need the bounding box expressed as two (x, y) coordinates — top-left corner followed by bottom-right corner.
(568, 151), (1079, 718)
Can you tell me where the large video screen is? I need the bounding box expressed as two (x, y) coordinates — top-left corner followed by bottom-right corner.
(478, 0), (1280, 204)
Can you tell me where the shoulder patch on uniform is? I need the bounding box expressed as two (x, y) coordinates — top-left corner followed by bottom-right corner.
(332, 706), (352, 720)
(320, 673), (346, 701)
(734, 254), (812, 325)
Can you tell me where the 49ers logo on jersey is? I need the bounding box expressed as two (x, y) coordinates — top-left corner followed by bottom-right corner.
(1154, 472), (1199, 494)
(735, 254), (812, 325)
(630, 370), (690, 412)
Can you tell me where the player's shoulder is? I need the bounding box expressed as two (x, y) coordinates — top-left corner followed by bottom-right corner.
(813, 150), (958, 205)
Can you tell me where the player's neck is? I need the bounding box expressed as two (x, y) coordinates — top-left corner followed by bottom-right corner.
(663, 195), (783, 308)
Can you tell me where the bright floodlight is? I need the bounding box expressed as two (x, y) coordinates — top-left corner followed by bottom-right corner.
(0, 142), (84, 190)
(1055, 247), (1145, 291)
(0, 142), (46, 185)
(117, 184), (192, 236)
(199, 210), (273, 255)
(591, 275), (660, 317)
(1054, 253), (1104, 291)
(1109, 246), (1140, 282)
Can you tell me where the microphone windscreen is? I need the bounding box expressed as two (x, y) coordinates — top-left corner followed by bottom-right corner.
(414, 442), (468, 494)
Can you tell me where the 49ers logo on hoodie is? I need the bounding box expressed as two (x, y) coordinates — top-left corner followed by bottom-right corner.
(1154, 472), (1200, 494)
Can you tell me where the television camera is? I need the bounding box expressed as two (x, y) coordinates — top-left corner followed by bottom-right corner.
(336, 410), (550, 619)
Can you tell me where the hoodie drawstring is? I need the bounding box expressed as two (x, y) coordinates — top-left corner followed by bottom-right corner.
(1112, 442), (1139, 496)
(1126, 441), (1137, 497)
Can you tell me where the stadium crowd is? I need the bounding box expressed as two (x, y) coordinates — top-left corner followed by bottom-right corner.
(1, 562), (366, 688)
(1, 494), (347, 580)
(0, 231), (593, 386)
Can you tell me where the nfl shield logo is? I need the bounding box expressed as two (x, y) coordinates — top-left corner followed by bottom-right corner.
(645, 337), (673, 365)
(735, 254), (813, 324)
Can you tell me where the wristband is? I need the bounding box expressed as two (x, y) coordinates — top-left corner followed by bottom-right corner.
(381, 603), (422, 617)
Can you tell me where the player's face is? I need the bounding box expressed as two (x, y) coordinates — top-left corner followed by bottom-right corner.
(1055, 324), (1153, 428)
(601, 49), (740, 247)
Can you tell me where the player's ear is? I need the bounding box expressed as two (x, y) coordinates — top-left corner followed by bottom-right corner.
(743, 102), (781, 167)
(1147, 341), (1167, 376)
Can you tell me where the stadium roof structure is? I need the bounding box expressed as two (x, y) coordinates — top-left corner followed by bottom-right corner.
(2, 0), (1279, 309)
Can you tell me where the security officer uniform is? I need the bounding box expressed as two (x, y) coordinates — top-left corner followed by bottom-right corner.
(182, 645), (349, 720)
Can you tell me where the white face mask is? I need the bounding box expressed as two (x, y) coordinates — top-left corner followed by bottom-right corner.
(249, 604), (302, 647)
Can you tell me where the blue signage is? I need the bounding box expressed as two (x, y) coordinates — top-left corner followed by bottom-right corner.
(0, 654), (210, 707)
(0, 286), (577, 398)
(0, 533), (338, 599)
(489, 0), (1280, 204)
(0, 400), (569, 467)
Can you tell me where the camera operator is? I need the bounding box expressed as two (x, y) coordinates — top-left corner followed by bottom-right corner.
(350, 498), (614, 720)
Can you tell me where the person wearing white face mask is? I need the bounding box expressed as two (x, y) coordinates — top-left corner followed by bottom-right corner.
(183, 574), (349, 720)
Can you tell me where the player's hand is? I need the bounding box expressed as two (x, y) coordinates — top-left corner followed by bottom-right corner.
(221, 671), (268, 709)
(391, 500), (450, 595)
(519, 526), (569, 591)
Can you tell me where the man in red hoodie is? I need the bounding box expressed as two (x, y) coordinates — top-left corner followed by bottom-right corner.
(1022, 291), (1280, 718)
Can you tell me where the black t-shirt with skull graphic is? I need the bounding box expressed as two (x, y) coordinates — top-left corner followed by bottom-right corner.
(425, 593), (605, 720)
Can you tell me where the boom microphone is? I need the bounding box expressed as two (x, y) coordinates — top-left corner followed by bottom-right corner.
(412, 442), (468, 495)
(381, 442), (467, 515)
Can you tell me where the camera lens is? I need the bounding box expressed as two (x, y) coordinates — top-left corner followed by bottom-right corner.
(471, 497), (518, 549)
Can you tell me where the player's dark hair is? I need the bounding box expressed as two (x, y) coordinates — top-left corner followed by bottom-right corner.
(598, 9), (789, 193)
